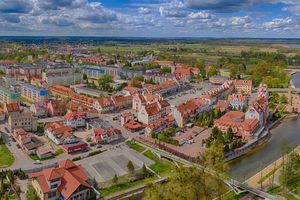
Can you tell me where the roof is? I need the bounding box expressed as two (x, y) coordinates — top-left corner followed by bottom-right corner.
(220, 111), (245, 120)
(64, 112), (86, 121)
(29, 159), (91, 199)
(232, 79), (252, 87)
(5, 102), (20, 112)
(217, 100), (230, 112)
(45, 121), (73, 137)
(0, 60), (17, 64)
(228, 94), (247, 102)
(48, 85), (74, 95)
(145, 80), (178, 93)
(97, 97), (114, 107)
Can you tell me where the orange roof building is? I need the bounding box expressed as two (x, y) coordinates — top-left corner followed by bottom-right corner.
(214, 111), (259, 138)
(28, 159), (92, 200)
(48, 85), (74, 97)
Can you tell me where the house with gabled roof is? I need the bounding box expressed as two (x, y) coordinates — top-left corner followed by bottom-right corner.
(28, 159), (94, 200)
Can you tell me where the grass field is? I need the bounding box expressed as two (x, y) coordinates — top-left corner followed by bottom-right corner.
(0, 142), (14, 168)
(99, 176), (158, 197)
(126, 141), (146, 153)
(143, 150), (175, 176)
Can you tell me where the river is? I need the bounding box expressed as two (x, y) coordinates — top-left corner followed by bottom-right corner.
(229, 73), (300, 181)
(229, 117), (300, 180)
(292, 72), (300, 88)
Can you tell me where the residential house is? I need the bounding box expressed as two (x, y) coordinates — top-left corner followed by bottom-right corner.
(28, 159), (93, 200)
(48, 85), (74, 98)
(111, 95), (132, 110)
(12, 128), (53, 159)
(228, 94), (247, 110)
(8, 110), (37, 132)
(132, 93), (162, 112)
(137, 99), (171, 125)
(0, 107), (5, 121)
(93, 128), (122, 144)
(4, 102), (20, 116)
(45, 122), (76, 145)
(173, 97), (210, 127)
(214, 111), (259, 139)
(144, 80), (180, 96)
(209, 75), (230, 85)
(0, 85), (20, 104)
(216, 100), (230, 113)
(71, 94), (95, 109)
(232, 80), (252, 95)
(20, 83), (48, 103)
(173, 67), (198, 82)
(30, 103), (47, 118)
(46, 99), (67, 117)
(42, 67), (82, 86)
(93, 97), (115, 113)
(245, 84), (269, 126)
(145, 114), (175, 135)
(120, 112), (135, 126)
(245, 96), (269, 126)
(63, 112), (87, 129)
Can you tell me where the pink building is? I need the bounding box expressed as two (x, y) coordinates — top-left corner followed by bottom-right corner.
(214, 111), (259, 138)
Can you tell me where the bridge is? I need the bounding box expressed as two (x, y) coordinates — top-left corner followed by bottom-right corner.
(135, 140), (283, 200)
(284, 67), (300, 75)
(268, 88), (300, 92)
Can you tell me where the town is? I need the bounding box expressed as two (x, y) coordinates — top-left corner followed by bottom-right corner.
(0, 37), (299, 200)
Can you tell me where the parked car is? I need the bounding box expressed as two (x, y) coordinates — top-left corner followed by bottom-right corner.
(96, 144), (102, 149)
(16, 144), (21, 149)
(5, 127), (9, 133)
(113, 116), (119, 121)
(34, 160), (42, 165)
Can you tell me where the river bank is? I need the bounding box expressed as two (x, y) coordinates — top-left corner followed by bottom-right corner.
(229, 115), (300, 181)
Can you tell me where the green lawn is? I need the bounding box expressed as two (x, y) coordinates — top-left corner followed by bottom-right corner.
(29, 154), (54, 161)
(126, 141), (146, 153)
(0, 143), (14, 168)
(100, 176), (157, 197)
(143, 150), (174, 175)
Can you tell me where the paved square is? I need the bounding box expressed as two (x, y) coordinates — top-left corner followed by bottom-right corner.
(93, 162), (117, 181)
(76, 144), (154, 183)
(111, 154), (139, 171)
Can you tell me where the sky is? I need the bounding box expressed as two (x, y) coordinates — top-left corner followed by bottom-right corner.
(0, 0), (300, 38)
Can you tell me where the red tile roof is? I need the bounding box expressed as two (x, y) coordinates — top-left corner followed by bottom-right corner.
(5, 102), (20, 112)
(64, 112), (86, 121)
(29, 159), (91, 199)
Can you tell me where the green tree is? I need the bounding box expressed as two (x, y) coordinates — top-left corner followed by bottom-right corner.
(83, 73), (88, 82)
(161, 67), (172, 74)
(127, 160), (135, 175)
(112, 174), (118, 185)
(143, 143), (228, 200)
(98, 75), (113, 91)
(225, 127), (233, 142)
(26, 185), (41, 200)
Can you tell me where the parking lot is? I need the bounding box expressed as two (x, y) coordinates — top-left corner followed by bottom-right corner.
(76, 144), (154, 183)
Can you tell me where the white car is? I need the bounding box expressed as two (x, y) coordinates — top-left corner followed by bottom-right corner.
(34, 160), (42, 165)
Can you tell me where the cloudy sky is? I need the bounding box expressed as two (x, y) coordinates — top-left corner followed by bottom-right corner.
(0, 0), (300, 37)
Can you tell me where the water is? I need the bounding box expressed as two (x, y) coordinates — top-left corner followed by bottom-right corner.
(292, 72), (300, 88)
(229, 117), (300, 180)
(288, 45), (300, 49)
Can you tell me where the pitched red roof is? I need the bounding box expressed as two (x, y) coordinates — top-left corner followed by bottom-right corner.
(29, 159), (91, 199)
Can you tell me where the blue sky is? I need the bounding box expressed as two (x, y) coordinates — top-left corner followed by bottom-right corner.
(0, 0), (300, 37)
